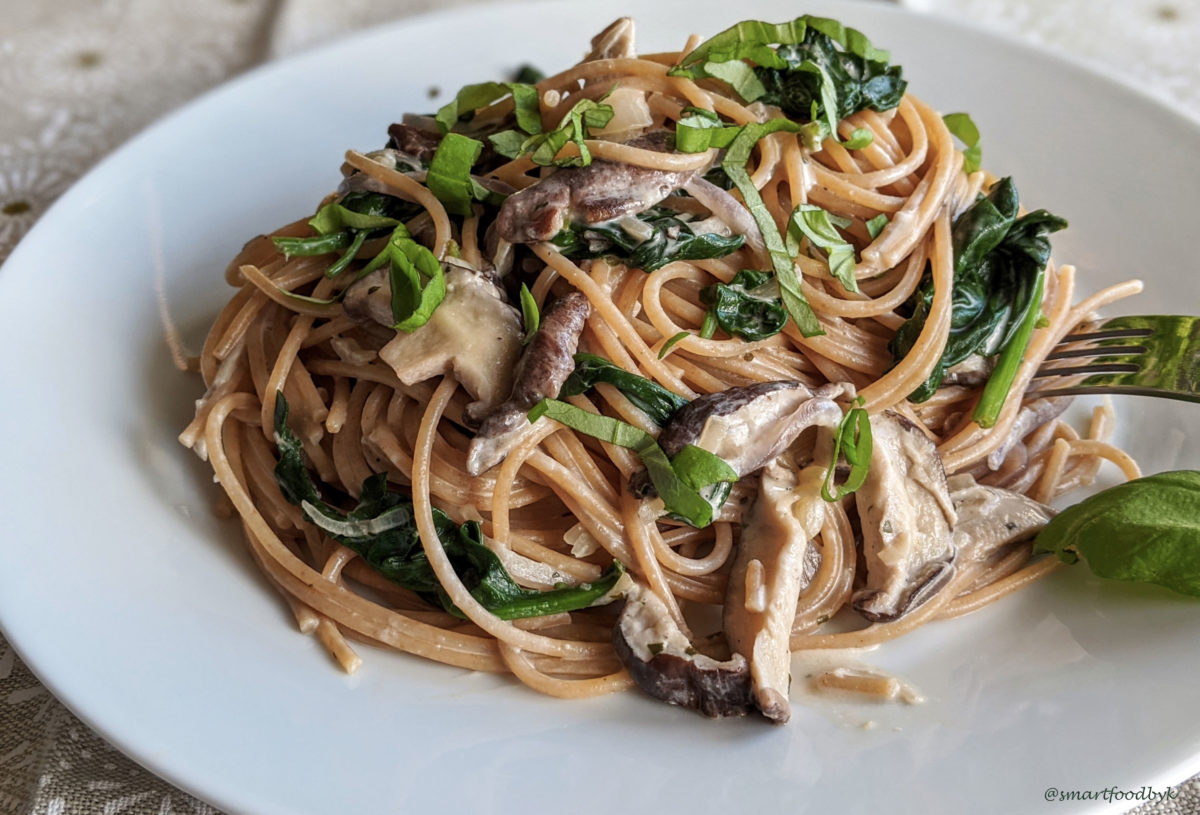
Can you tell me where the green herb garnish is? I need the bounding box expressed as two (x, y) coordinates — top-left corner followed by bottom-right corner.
(821, 397), (872, 501)
(1034, 471), (1200, 598)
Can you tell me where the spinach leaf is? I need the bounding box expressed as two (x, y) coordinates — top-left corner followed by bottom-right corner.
(272, 394), (625, 619)
(1033, 470), (1200, 598)
(559, 353), (688, 426)
(512, 64), (545, 84)
(756, 25), (905, 127)
(698, 269), (787, 341)
(890, 177), (1066, 402)
(518, 282), (539, 345)
(528, 398), (735, 527)
(549, 206), (745, 272)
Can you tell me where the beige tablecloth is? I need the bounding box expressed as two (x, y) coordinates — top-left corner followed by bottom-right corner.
(1, 1), (1199, 812)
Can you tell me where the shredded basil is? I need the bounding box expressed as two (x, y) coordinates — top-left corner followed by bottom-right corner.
(943, 112), (982, 174)
(559, 353), (688, 426)
(273, 191), (420, 278)
(426, 133), (484, 217)
(528, 398), (735, 527)
(699, 269), (787, 341)
(435, 81), (543, 135)
(658, 331), (690, 359)
(722, 121), (823, 336)
(359, 223), (446, 332)
(1034, 470), (1200, 598)
(822, 397), (873, 501)
(518, 283), (539, 345)
(517, 97), (615, 167)
(549, 206), (745, 272)
(272, 394), (625, 619)
(865, 213), (889, 240)
(786, 204), (858, 293)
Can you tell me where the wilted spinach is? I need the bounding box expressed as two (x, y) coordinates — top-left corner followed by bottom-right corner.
(559, 353), (688, 426)
(890, 177), (1066, 402)
(549, 206), (745, 272)
(698, 269), (787, 341)
(272, 394), (624, 619)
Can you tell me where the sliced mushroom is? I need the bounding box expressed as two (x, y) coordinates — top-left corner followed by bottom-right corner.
(724, 448), (831, 723)
(985, 396), (1073, 471)
(346, 264), (523, 412)
(465, 291), (591, 476)
(585, 17), (636, 61)
(613, 580), (755, 718)
(852, 412), (958, 623)
(495, 131), (709, 244)
(946, 473), (1054, 560)
(636, 382), (849, 493)
(681, 175), (766, 256)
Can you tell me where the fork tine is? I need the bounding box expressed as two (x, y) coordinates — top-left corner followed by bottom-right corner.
(1030, 314), (1200, 403)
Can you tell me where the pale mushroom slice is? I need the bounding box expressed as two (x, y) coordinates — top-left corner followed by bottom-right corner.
(612, 581), (755, 718)
(724, 448), (831, 724)
(631, 381), (849, 499)
(346, 264), (523, 413)
(465, 291), (591, 476)
(946, 473), (1054, 561)
(852, 411), (958, 623)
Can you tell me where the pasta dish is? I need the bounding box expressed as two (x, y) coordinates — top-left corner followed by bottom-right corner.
(180, 14), (1143, 723)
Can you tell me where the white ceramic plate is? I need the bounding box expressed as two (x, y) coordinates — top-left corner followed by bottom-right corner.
(2, 1), (1199, 813)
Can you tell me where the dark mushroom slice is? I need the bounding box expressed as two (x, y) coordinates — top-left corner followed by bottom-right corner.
(613, 581), (755, 718)
(343, 262), (523, 413)
(946, 473), (1054, 560)
(852, 411), (958, 623)
(631, 381), (849, 497)
(724, 442), (834, 724)
(465, 291), (592, 476)
(495, 130), (709, 244)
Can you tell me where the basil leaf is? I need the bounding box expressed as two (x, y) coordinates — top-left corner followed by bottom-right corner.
(701, 58), (768, 102)
(669, 17), (816, 77)
(308, 202), (399, 236)
(1033, 471), (1200, 598)
(699, 269), (787, 341)
(273, 394), (624, 619)
(674, 115), (742, 154)
(273, 231), (355, 258)
(361, 224), (447, 332)
(435, 81), (543, 135)
(519, 283), (539, 345)
(559, 353), (688, 426)
(487, 129), (527, 159)
(843, 128), (874, 149)
(528, 398), (734, 527)
(426, 133), (484, 217)
(865, 213), (889, 239)
(525, 98), (615, 167)
(722, 121), (823, 336)
(550, 206), (745, 272)
(822, 397), (873, 501)
(943, 112), (982, 174)
(787, 204), (858, 293)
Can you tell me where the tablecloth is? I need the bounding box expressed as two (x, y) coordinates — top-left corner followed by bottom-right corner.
(1, 1), (1198, 812)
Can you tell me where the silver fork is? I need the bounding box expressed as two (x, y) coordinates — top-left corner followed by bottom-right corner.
(1030, 315), (1200, 401)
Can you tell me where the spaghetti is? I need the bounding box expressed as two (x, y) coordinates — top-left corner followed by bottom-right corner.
(180, 15), (1139, 720)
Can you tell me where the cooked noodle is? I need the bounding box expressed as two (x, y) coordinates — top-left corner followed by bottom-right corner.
(180, 17), (1139, 710)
